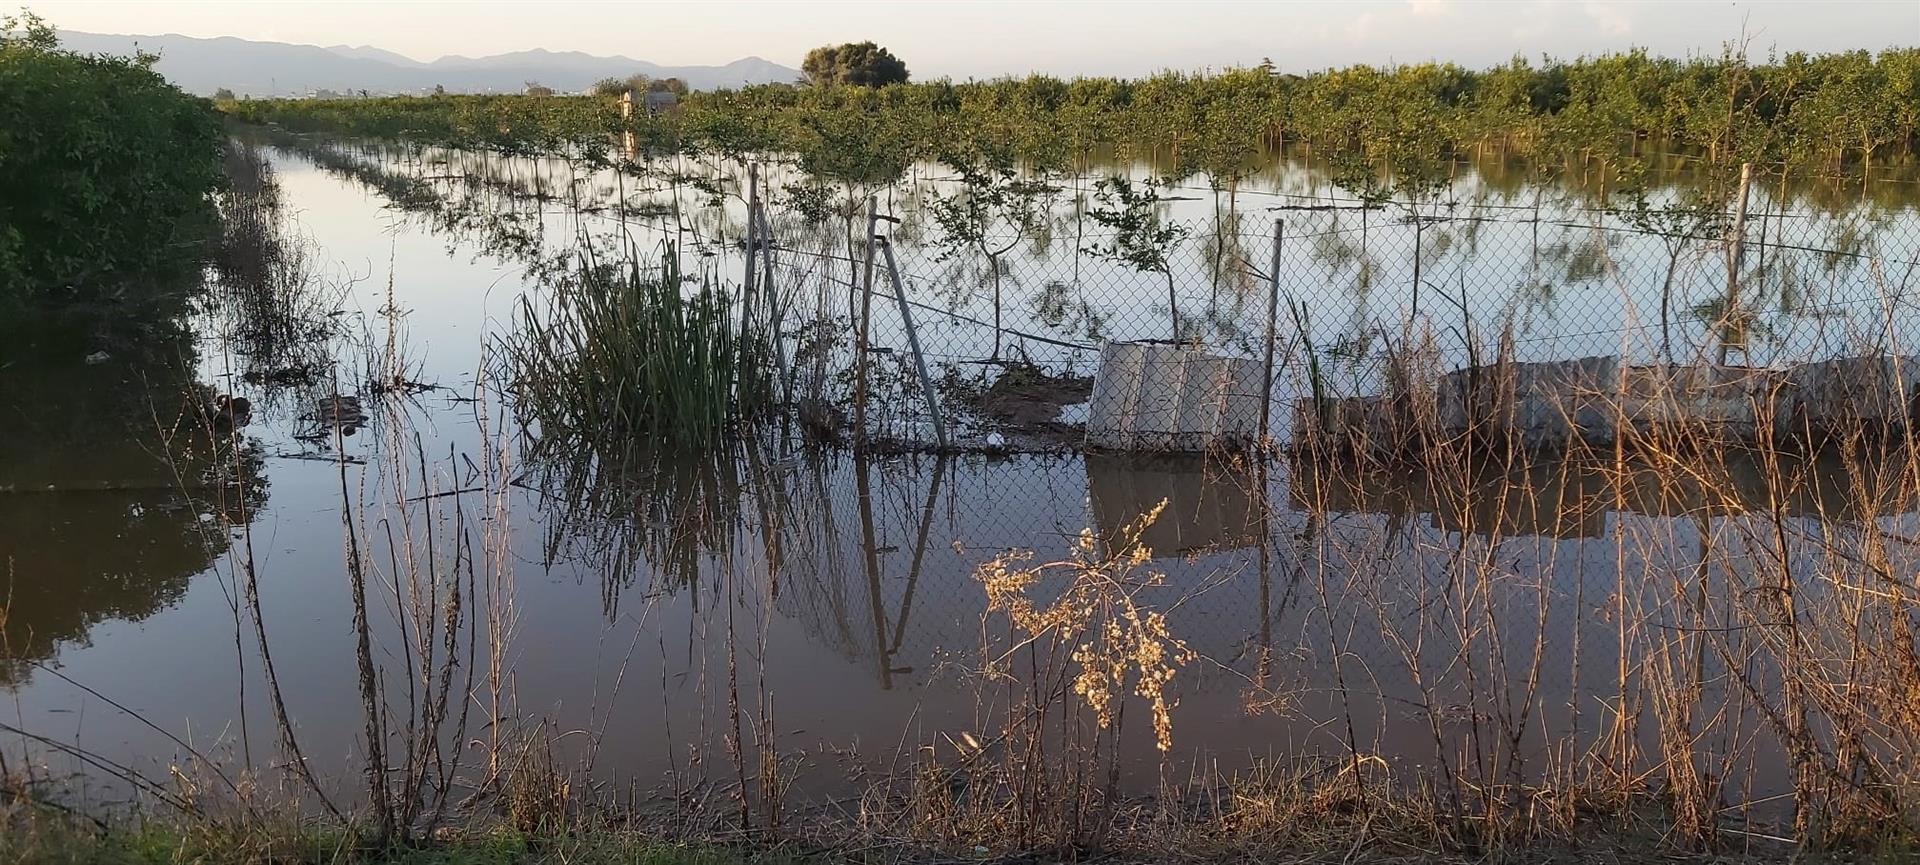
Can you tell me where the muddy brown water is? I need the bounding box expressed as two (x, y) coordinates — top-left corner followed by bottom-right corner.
(4, 141), (1919, 817)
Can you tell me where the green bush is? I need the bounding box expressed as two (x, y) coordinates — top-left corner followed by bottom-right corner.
(0, 12), (223, 307)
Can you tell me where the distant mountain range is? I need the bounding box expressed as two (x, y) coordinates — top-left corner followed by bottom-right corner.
(53, 30), (802, 97)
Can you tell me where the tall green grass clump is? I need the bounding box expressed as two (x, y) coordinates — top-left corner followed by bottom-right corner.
(506, 243), (776, 454)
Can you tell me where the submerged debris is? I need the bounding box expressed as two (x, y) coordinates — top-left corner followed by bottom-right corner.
(211, 394), (252, 434)
(240, 362), (322, 389)
(796, 396), (848, 444)
(973, 362), (1093, 429)
(1294, 353), (1920, 456)
(297, 393), (367, 440)
(887, 361), (1098, 452)
(1085, 342), (1262, 452)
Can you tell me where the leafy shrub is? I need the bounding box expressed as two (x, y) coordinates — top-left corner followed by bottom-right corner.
(0, 13), (223, 307)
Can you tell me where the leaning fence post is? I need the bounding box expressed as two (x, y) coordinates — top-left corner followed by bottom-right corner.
(853, 198), (880, 451)
(1260, 219), (1285, 450)
(878, 236), (950, 450)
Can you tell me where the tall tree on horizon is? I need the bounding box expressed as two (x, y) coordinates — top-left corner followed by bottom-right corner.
(802, 41), (909, 87)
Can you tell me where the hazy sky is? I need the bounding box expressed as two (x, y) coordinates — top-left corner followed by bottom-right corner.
(28, 0), (1920, 77)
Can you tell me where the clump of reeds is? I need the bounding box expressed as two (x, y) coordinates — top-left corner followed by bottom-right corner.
(504, 242), (776, 455)
(497, 724), (578, 836)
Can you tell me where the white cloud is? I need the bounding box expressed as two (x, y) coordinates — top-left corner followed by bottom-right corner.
(1509, 1), (1558, 40)
(1408, 0), (1456, 16)
(1345, 11), (1378, 42)
(1583, 1), (1634, 36)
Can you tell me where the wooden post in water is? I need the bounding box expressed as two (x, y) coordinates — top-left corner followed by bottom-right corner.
(1410, 213), (1423, 319)
(1260, 219), (1285, 450)
(854, 452), (890, 689)
(896, 455), (947, 648)
(853, 198), (880, 451)
(618, 90), (636, 161)
(1720, 162), (1753, 365)
(879, 236), (949, 450)
(744, 163), (759, 296)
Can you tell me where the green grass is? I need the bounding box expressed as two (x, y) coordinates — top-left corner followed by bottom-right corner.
(2, 814), (812, 865)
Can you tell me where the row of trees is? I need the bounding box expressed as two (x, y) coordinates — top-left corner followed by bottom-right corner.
(225, 47), (1920, 192)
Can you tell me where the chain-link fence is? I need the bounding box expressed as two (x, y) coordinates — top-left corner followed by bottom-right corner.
(754, 170), (1920, 458)
(275, 136), (1920, 804)
(268, 137), (1920, 457)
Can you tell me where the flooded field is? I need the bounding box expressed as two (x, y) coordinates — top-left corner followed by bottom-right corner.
(6, 136), (1920, 839)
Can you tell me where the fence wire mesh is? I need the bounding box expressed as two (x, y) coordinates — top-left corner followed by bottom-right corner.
(276, 136), (1920, 801)
(758, 177), (1920, 457)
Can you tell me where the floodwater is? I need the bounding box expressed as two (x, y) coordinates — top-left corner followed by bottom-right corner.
(4, 137), (1920, 817)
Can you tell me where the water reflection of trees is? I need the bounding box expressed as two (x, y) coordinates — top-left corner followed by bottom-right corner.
(0, 317), (265, 685)
(238, 129), (579, 286)
(248, 130), (1920, 438)
(0, 140), (356, 685)
(209, 140), (355, 419)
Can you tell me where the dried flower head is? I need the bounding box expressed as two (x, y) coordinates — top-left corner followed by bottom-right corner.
(975, 499), (1193, 751)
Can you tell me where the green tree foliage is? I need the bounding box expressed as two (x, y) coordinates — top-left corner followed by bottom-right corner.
(227, 47), (1920, 186)
(802, 41), (909, 88)
(593, 74), (689, 97)
(0, 12), (223, 307)
(1085, 177), (1189, 340)
(928, 136), (1057, 357)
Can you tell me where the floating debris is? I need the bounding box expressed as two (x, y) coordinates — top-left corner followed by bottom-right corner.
(1086, 342), (1261, 452)
(241, 362), (322, 388)
(212, 394), (252, 435)
(297, 393), (367, 440)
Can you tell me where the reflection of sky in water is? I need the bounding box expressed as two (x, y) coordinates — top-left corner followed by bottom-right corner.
(4, 141), (1919, 809)
(277, 138), (1920, 429)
